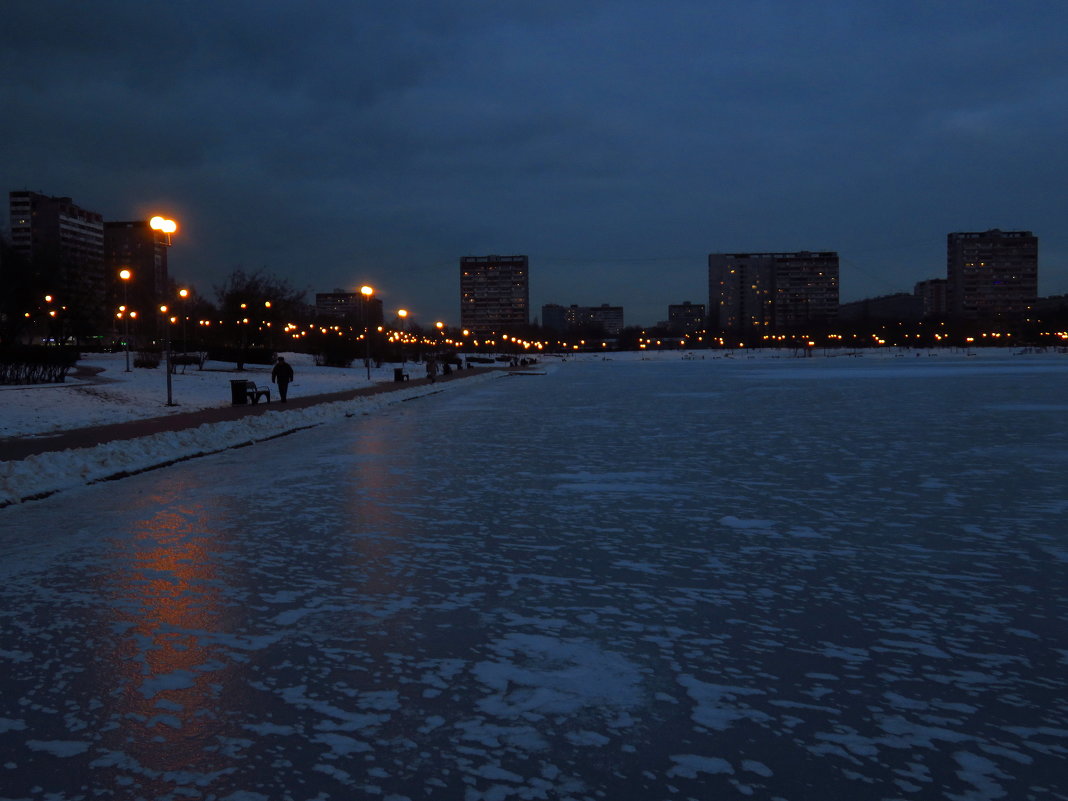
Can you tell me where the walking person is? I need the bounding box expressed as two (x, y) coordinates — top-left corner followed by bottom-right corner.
(426, 355), (439, 384)
(271, 356), (294, 402)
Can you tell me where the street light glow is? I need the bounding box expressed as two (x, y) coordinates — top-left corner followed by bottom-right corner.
(119, 269), (131, 281)
(360, 285), (374, 297)
(149, 216), (177, 234)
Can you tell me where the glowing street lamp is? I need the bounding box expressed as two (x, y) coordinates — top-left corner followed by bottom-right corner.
(177, 288), (190, 355)
(119, 269), (133, 371)
(150, 216), (177, 402)
(157, 304), (176, 405)
(396, 309), (409, 363)
(149, 216), (177, 247)
(360, 285), (374, 380)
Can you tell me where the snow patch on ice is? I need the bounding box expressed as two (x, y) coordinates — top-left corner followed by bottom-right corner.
(719, 516), (776, 530)
(473, 633), (643, 719)
(677, 675), (768, 731)
(26, 739), (91, 757)
(951, 751), (1009, 799)
(667, 754), (734, 778)
(139, 669), (197, 698)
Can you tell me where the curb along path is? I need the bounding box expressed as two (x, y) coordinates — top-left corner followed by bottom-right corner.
(0, 368), (498, 463)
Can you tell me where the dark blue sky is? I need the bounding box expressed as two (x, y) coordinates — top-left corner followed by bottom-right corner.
(3, 1), (1066, 326)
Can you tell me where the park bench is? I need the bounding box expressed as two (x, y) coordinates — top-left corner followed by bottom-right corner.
(171, 352), (205, 374)
(230, 379), (271, 405)
(246, 382), (271, 404)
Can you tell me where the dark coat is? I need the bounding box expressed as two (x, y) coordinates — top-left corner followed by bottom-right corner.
(272, 361), (294, 383)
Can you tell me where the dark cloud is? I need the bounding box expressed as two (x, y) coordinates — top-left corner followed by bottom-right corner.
(3, 0), (1067, 325)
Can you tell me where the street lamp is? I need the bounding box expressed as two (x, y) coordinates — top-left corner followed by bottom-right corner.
(360, 285), (374, 380)
(178, 288), (189, 355)
(149, 215), (177, 244)
(149, 214), (178, 403)
(119, 269), (132, 371)
(160, 304), (176, 406)
(397, 309), (408, 363)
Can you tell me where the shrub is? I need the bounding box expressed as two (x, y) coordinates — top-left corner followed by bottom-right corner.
(0, 345), (79, 385)
(134, 350), (161, 369)
(315, 339), (361, 368)
(171, 352), (206, 368)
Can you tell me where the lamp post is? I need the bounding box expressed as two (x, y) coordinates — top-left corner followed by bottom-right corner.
(149, 215), (177, 243)
(263, 299), (273, 353)
(119, 269), (132, 371)
(233, 302), (250, 370)
(160, 304), (176, 406)
(178, 288), (189, 355)
(397, 309), (408, 363)
(150, 215), (178, 404)
(361, 285), (374, 380)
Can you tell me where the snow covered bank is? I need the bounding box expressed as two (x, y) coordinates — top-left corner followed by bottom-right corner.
(0, 371), (503, 507)
(0, 351), (434, 438)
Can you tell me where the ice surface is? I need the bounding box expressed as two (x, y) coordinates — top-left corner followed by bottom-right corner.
(1, 352), (1067, 799)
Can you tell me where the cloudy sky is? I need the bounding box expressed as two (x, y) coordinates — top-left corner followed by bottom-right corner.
(3, 1), (1067, 326)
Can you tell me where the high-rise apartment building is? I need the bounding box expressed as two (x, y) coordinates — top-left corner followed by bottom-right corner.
(564, 304), (624, 336)
(540, 303), (624, 336)
(667, 301), (706, 332)
(709, 251), (839, 333)
(104, 220), (171, 314)
(315, 291), (383, 328)
(9, 191), (105, 314)
(946, 230), (1037, 319)
(460, 255), (529, 333)
(914, 278), (948, 318)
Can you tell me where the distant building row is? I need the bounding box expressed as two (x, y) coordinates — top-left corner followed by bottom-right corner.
(458, 230), (1042, 335)
(841, 230), (1039, 323)
(6, 190), (1043, 337)
(6, 190), (171, 326)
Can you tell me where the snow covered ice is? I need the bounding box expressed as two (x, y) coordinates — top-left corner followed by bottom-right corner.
(1, 351), (1067, 800)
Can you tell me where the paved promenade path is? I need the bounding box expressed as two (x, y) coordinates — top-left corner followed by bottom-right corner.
(1, 367), (496, 462)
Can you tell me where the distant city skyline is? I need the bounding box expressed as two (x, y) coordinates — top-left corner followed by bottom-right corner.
(5, 189), (1057, 339)
(3, 3), (1067, 325)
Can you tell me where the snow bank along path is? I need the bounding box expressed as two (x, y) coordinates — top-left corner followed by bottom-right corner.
(0, 371), (504, 507)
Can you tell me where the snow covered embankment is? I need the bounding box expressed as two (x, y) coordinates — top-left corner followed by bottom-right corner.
(0, 373), (501, 507)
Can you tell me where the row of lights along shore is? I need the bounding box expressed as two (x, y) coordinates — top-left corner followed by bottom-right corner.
(109, 219), (460, 406)
(97, 215), (1068, 406)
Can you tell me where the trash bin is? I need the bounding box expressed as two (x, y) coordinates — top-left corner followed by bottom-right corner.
(230, 379), (249, 405)
(393, 367), (407, 382)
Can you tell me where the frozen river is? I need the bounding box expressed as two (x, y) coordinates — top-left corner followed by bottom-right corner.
(2, 354), (1067, 800)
